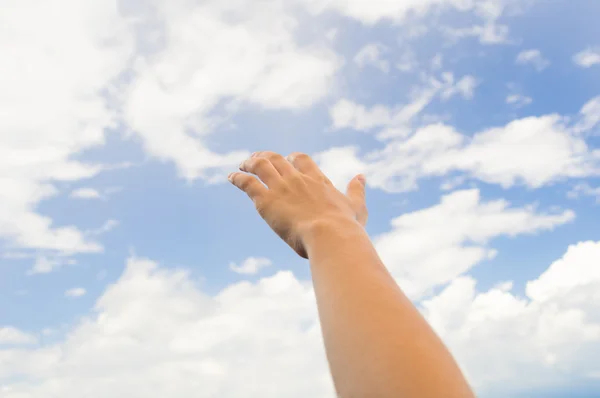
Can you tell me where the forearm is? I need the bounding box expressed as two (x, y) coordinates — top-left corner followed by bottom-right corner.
(304, 218), (475, 398)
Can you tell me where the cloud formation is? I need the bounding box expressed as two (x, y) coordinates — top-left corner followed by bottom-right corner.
(321, 98), (600, 192)
(2, 239), (600, 397)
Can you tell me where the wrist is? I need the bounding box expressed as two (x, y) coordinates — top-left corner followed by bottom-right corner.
(300, 216), (366, 256)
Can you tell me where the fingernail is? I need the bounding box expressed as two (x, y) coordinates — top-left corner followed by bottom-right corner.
(251, 152), (259, 158)
(228, 172), (235, 182)
(357, 174), (366, 186)
(286, 154), (295, 163)
(239, 160), (246, 171)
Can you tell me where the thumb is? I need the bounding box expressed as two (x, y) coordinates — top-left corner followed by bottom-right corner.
(346, 174), (368, 226)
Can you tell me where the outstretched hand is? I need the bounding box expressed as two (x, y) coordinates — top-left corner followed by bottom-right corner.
(228, 151), (368, 258)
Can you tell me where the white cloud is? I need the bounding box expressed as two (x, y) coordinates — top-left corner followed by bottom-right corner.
(320, 99), (600, 192)
(28, 256), (79, 275)
(440, 74), (479, 100)
(527, 241), (600, 303)
(441, 1), (513, 45)
(573, 48), (600, 68)
(87, 220), (120, 236)
(0, 327), (37, 346)
(4, 241), (600, 396)
(70, 188), (102, 200)
(0, 0), (125, 256)
(1, 0), (346, 258)
(65, 288), (87, 298)
(123, 0), (340, 181)
(28, 257), (63, 275)
(516, 49), (550, 71)
(353, 43), (390, 73)
(0, 257), (333, 398)
(443, 23), (510, 45)
(229, 257), (273, 275)
(374, 189), (574, 299)
(302, 0), (487, 26)
(422, 241), (600, 394)
(329, 73), (478, 138)
(575, 96), (600, 134)
(329, 100), (395, 131)
(0, 0), (534, 263)
(568, 183), (600, 203)
(313, 146), (369, 191)
(506, 94), (532, 108)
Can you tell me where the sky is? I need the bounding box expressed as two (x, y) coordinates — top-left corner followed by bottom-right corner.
(1, 0), (600, 397)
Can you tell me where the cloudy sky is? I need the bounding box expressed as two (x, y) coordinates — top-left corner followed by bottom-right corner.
(1, 0), (600, 397)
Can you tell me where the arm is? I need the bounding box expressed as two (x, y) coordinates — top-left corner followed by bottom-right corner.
(305, 218), (474, 398)
(229, 151), (475, 398)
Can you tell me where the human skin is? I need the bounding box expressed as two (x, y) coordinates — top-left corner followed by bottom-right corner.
(228, 151), (475, 398)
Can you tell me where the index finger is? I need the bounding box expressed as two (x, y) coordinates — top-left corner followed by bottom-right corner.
(228, 172), (268, 202)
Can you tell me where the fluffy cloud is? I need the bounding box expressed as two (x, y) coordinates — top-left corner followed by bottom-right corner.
(516, 49), (550, 71)
(118, 0), (521, 182)
(373, 189), (574, 299)
(0, 0), (342, 260)
(122, 0), (340, 181)
(229, 257), (273, 275)
(422, 241), (600, 394)
(0, 328), (37, 346)
(0, 0), (534, 263)
(0, 257), (332, 398)
(573, 48), (600, 68)
(321, 98), (600, 192)
(3, 238), (600, 396)
(0, 0), (127, 256)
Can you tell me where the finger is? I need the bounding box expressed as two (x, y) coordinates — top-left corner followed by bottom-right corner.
(346, 174), (368, 226)
(253, 151), (297, 176)
(287, 152), (327, 180)
(240, 156), (282, 188)
(229, 172), (268, 201)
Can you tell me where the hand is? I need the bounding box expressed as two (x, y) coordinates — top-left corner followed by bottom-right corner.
(228, 151), (368, 258)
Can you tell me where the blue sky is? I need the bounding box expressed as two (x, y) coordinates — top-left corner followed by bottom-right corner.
(1, 0), (600, 397)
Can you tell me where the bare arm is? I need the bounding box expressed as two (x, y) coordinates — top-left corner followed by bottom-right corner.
(304, 218), (474, 397)
(229, 151), (475, 398)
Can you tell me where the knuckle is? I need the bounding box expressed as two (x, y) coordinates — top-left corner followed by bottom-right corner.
(293, 153), (311, 162)
(266, 152), (285, 162)
(251, 157), (270, 171)
(287, 152), (308, 163)
(287, 172), (304, 185)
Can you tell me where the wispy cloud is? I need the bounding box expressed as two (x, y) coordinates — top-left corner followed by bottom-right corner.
(230, 257), (273, 275)
(516, 49), (550, 71)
